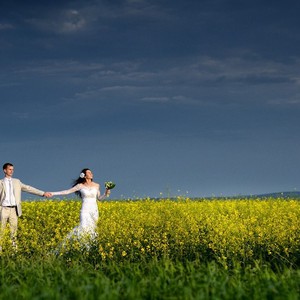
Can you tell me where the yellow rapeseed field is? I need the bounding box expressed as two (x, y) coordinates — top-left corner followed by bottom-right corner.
(5, 198), (299, 267)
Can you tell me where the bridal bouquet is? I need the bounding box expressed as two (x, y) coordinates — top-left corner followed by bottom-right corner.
(105, 181), (116, 190)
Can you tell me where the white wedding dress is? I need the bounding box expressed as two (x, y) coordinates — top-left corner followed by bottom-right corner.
(51, 184), (106, 252)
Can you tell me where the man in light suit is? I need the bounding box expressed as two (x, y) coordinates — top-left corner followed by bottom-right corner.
(0, 162), (51, 249)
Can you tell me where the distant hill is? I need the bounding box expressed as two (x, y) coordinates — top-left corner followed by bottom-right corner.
(190, 191), (300, 200)
(151, 191), (300, 201)
(243, 191), (300, 199)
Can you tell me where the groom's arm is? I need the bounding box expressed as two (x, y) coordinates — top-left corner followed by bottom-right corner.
(19, 181), (47, 197)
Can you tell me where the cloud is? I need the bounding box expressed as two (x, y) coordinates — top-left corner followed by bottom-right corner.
(13, 60), (105, 75)
(141, 97), (169, 103)
(268, 96), (300, 106)
(17, 0), (168, 36)
(9, 54), (300, 88)
(12, 112), (29, 119)
(0, 23), (14, 30)
(166, 55), (296, 89)
(59, 9), (87, 33)
(140, 95), (199, 105)
(26, 9), (88, 34)
(3, 52), (300, 111)
(90, 0), (167, 20)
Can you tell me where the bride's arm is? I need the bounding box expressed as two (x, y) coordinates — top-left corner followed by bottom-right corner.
(97, 184), (110, 200)
(51, 184), (82, 196)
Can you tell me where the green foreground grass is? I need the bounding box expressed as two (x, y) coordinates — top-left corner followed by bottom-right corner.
(0, 255), (299, 300)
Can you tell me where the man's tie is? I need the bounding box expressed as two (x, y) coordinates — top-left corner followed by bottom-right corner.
(9, 179), (13, 205)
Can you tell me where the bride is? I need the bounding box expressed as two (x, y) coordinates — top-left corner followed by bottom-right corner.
(50, 168), (110, 249)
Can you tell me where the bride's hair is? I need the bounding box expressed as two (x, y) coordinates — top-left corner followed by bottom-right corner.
(72, 168), (91, 197)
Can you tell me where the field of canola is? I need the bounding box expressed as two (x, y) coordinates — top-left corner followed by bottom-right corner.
(1, 198), (297, 268)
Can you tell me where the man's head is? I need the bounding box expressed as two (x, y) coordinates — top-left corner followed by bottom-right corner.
(3, 163), (14, 178)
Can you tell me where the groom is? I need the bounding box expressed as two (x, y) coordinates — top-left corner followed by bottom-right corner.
(0, 162), (52, 249)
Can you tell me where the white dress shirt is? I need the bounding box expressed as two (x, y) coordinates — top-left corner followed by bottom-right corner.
(2, 177), (16, 206)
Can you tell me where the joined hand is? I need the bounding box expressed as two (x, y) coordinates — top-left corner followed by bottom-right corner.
(44, 192), (52, 198)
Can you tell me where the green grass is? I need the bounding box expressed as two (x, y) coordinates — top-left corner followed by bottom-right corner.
(0, 255), (299, 300)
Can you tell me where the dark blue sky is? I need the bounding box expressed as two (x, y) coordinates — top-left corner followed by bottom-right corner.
(1, 0), (300, 199)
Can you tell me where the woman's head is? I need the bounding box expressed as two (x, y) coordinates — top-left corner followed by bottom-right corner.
(72, 168), (92, 196)
(78, 168), (93, 182)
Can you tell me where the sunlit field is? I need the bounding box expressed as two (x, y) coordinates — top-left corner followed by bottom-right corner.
(0, 198), (299, 299)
